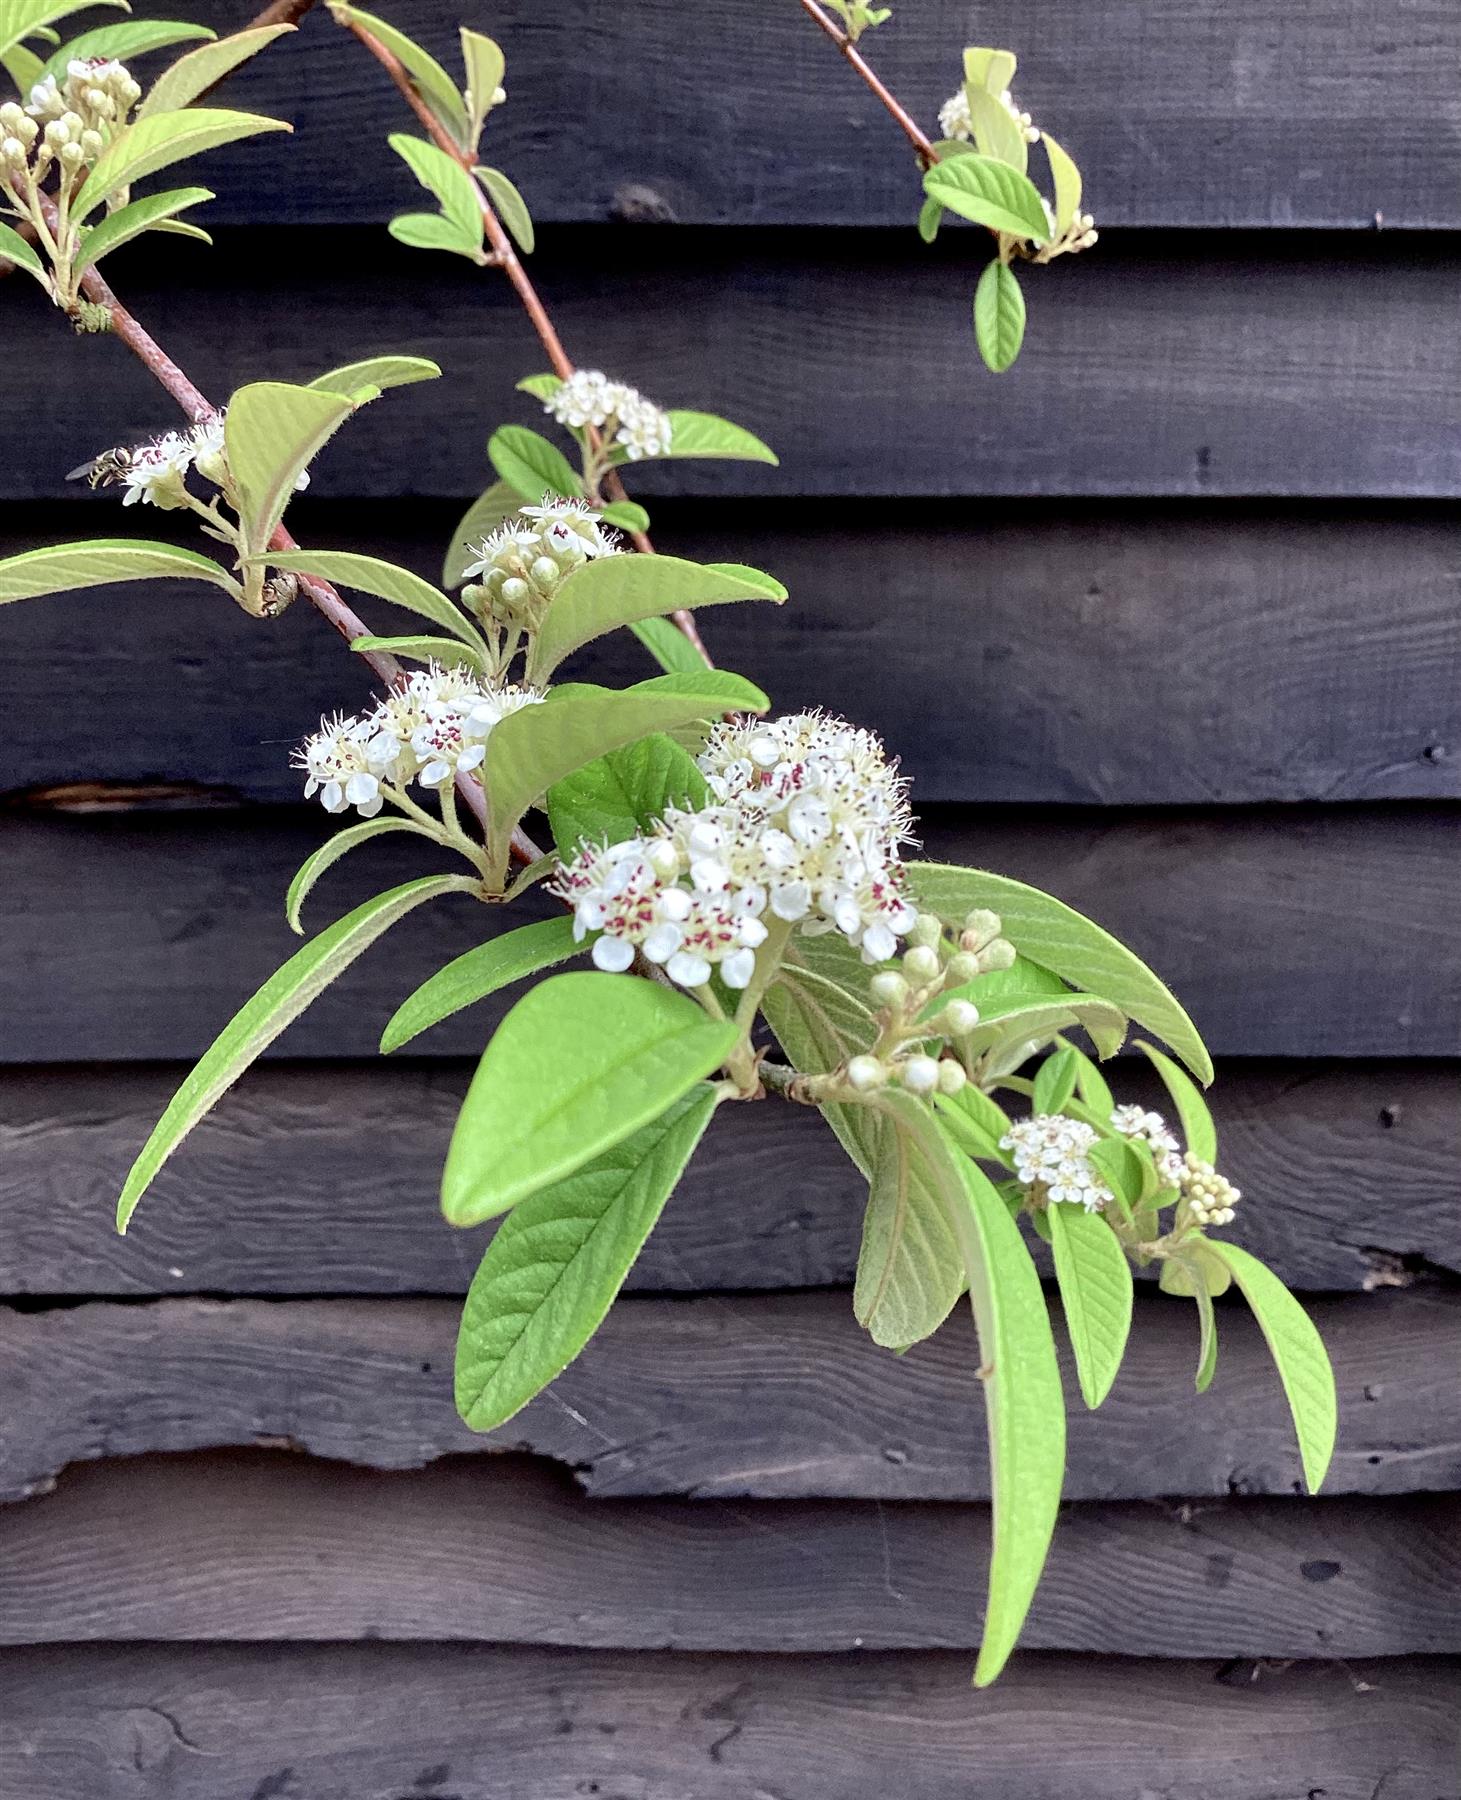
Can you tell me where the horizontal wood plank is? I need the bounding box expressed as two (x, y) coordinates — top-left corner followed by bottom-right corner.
(0, 1289), (1452, 1503)
(5, 1449), (1461, 1658)
(1, 805), (1454, 1062)
(5, 500), (1458, 807)
(6, 233), (1460, 500)
(4, 1060), (1456, 1297)
(0, 1642), (1453, 1800)
(155, 0), (1461, 231)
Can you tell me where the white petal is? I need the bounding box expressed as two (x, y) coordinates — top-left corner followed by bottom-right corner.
(667, 950), (712, 987)
(321, 780), (346, 813)
(418, 759), (451, 787)
(641, 922), (684, 963)
(657, 886), (692, 922)
(862, 922), (897, 962)
(770, 880), (811, 921)
(721, 947), (757, 989)
(344, 772), (378, 806)
(592, 934), (636, 972)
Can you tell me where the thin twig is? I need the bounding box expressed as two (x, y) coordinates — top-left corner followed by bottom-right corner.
(794, 0), (936, 167)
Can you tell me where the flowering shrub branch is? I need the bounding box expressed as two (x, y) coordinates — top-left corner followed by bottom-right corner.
(0, 0), (1337, 1690)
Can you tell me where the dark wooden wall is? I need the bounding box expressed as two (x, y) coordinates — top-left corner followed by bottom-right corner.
(1, 1), (1459, 1794)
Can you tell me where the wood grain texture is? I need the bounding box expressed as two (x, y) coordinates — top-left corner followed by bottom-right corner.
(2, 805), (1455, 1063)
(0, 1642), (1453, 1800)
(4, 1060), (1456, 1297)
(5, 500), (1458, 807)
(4, 233), (1460, 501)
(5, 1449), (1461, 1658)
(0, 1289), (1451, 1503)
(141, 0), (1461, 231)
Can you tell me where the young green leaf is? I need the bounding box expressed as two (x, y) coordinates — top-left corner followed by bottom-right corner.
(136, 23), (294, 117)
(0, 220), (44, 279)
(349, 632), (485, 672)
(917, 196), (944, 243)
(487, 424), (582, 503)
(923, 154), (1050, 242)
(42, 18), (212, 79)
(911, 862), (1213, 1085)
(0, 538), (239, 603)
(330, 4), (470, 145)
(1137, 1040), (1217, 1163)
(599, 499), (650, 533)
(1206, 1241), (1337, 1495)
(459, 27), (504, 149)
(388, 131), (483, 257)
(935, 1081), (1014, 1167)
(475, 164), (533, 252)
(1062, 1039), (1113, 1116)
(1033, 1045), (1078, 1114)
(441, 971), (739, 1224)
(856, 1110), (963, 1350)
(305, 355), (442, 401)
(1042, 133), (1082, 237)
(443, 479), (522, 587)
(516, 372), (561, 402)
(965, 84), (1027, 173)
(631, 615), (706, 676)
(388, 212), (479, 258)
(78, 186), (213, 268)
(526, 554), (786, 683)
(659, 410), (779, 465)
(1194, 1286), (1219, 1393)
(546, 732), (708, 856)
(116, 875), (477, 1233)
(942, 990), (1127, 1063)
(1048, 1203), (1133, 1409)
(1087, 1135), (1146, 1215)
(285, 818), (427, 934)
(382, 915), (581, 1053)
(73, 108), (291, 224)
(455, 1084), (719, 1431)
(263, 549), (481, 648)
(224, 382), (356, 556)
(974, 259), (1026, 373)
(0, 0), (125, 60)
(963, 47), (1017, 95)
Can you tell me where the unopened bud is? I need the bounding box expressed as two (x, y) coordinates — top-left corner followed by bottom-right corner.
(1, 136), (26, 167)
(646, 838), (680, 880)
(908, 912), (942, 950)
(44, 119), (70, 147)
(943, 998), (980, 1034)
(58, 139), (84, 167)
(937, 1059), (967, 1096)
(499, 575), (530, 610)
(902, 945), (940, 983)
(79, 128), (103, 159)
(899, 1055), (940, 1096)
(945, 950), (980, 986)
(979, 938), (1017, 973)
(529, 555), (560, 593)
(869, 970), (909, 1009)
(961, 909), (1002, 950)
(846, 1054), (886, 1093)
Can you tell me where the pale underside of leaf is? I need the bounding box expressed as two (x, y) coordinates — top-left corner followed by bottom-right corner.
(1047, 1202), (1134, 1409)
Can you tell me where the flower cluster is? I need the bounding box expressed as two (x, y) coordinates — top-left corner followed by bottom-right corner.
(1180, 1154), (1241, 1228)
(293, 666), (543, 816)
(1110, 1103), (1184, 1186)
(938, 84), (1040, 146)
(1001, 1114), (1115, 1212)
(1, 60), (139, 198)
(461, 496), (619, 627)
(88, 411), (301, 511)
(551, 711), (917, 990)
(545, 369), (674, 461)
(27, 57), (140, 132)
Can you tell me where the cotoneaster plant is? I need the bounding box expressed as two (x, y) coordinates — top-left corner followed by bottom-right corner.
(0, 0), (1337, 1689)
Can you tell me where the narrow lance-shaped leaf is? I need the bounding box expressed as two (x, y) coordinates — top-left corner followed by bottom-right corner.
(455, 1084), (721, 1431)
(0, 0), (125, 61)
(331, 3), (471, 146)
(117, 875), (478, 1233)
(488, 424), (582, 503)
(974, 259), (1026, 374)
(1, 39), (43, 90)
(0, 538), (239, 603)
(1138, 1040), (1217, 1163)
(923, 153), (1050, 242)
(1206, 1240), (1337, 1495)
(42, 19), (213, 79)
(381, 915), (581, 1054)
(136, 23), (294, 117)
(78, 186), (213, 268)
(1033, 1045), (1078, 1114)
(0, 219), (44, 279)
(441, 971), (739, 1224)
(965, 84), (1028, 174)
(224, 383), (356, 556)
(631, 615), (706, 676)
(306, 355), (442, 402)
(73, 108), (291, 224)
(350, 633), (484, 672)
(1042, 133), (1082, 237)
(263, 549), (482, 649)
(856, 1110), (963, 1351)
(1047, 1203), (1134, 1409)
(475, 164), (532, 253)
(1194, 1285), (1219, 1393)
(285, 817), (428, 934)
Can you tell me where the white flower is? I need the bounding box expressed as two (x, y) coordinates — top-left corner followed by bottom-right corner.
(116, 432), (193, 509)
(1110, 1103), (1185, 1186)
(938, 88), (972, 141)
(544, 370), (673, 460)
(291, 712), (383, 817)
(612, 390), (673, 460)
(1000, 1114), (1115, 1212)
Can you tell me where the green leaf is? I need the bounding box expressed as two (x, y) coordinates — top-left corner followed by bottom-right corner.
(856, 1110), (963, 1350)
(117, 875), (476, 1233)
(0, 0), (125, 61)
(547, 732), (708, 856)
(974, 259), (1026, 374)
(387, 211), (480, 259)
(1048, 1203), (1133, 1410)
(263, 549), (481, 648)
(455, 1083), (719, 1430)
(381, 915), (580, 1054)
(1158, 1240), (1231, 1299)
(516, 372), (561, 402)
(0, 537), (238, 603)
(136, 22), (294, 116)
(1042, 132), (1082, 237)
(943, 990), (1128, 1064)
(481, 671), (767, 875)
(306, 354), (442, 402)
(965, 84), (1027, 174)
(224, 382), (356, 556)
(487, 424), (582, 503)
(630, 615), (705, 675)
(285, 817), (426, 934)
(349, 633), (484, 673)
(1206, 1241), (1336, 1495)
(334, 3), (469, 145)
(459, 27), (504, 149)
(922, 153), (1050, 242)
(526, 554), (786, 683)
(1033, 1045), (1078, 1115)
(441, 970), (738, 1224)
(78, 185), (213, 267)
(917, 196), (943, 243)
(1137, 1041), (1216, 1164)
(143, 217), (208, 243)
(73, 107), (290, 224)
(910, 862), (1213, 1085)
(443, 479), (522, 587)
(1087, 1136), (1147, 1214)
(475, 164), (533, 252)
(598, 499), (649, 533)
(1194, 1286), (1219, 1393)
(658, 410), (779, 465)
(1, 40), (43, 89)
(935, 1081), (1014, 1167)
(43, 18), (212, 80)
(761, 956), (880, 1180)
(963, 47), (1017, 95)
(388, 131), (482, 256)
(1063, 1039), (1113, 1116)
(0, 219), (43, 278)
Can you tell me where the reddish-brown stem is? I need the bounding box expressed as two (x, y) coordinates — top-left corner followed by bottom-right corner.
(794, 0), (937, 167)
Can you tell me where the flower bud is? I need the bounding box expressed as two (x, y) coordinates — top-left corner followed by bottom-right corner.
(869, 970), (909, 1009)
(937, 1059), (967, 1096)
(943, 998), (980, 1034)
(945, 950), (980, 986)
(44, 119), (70, 148)
(902, 945), (940, 984)
(899, 1055), (940, 1096)
(499, 575), (531, 611)
(979, 938), (1017, 973)
(58, 138), (84, 167)
(908, 911), (942, 950)
(1, 136), (26, 167)
(846, 1055), (886, 1093)
(529, 555), (561, 594)
(79, 128), (104, 160)
(961, 908), (1002, 950)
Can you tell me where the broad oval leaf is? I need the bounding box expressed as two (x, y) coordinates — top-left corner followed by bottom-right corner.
(974, 259), (1026, 374)
(659, 410), (779, 465)
(0, 0), (125, 60)
(285, 817), (427, 934)
(136, 22), (294, 117)
(389, 131), (481, 244)
(1042, 132), (1082, 237)
(306, 354), (442, 401)
(43, 18), (212, 79)
(475, 164), (533, 253)
(487, 424), (582, 503)
(444, 479), (522, 587)
(117, 875), (477, 1233)
(966, 84), (1028, 173)
(546, 732), (708, 858)
(460, 27), (505, 149)
(1048, 1203), (1133, 1409)
(1206, 1241), (1337, 1495)
(599, 498), (650, 533)
(1138, 1041), (1216, 1163)
(381, 915), (581, 1054)
(0, 538), (237, 603)
(333, 3), (470, 146)
(224, 383), (356, 556)
(79, 185), (213, 268)
(73, 107), (290, 224)
(265, 548), (481, 648)
(526, 554), (786, 683)
(455, 1084), (720, 1430)
(0, 219), (44, 277)
(922, 153), (1050, 242)
(441, 970), (739, 1224)
(856, 1110), (963, 1350)
(388, 211), (480, 259)
(964, 46), (1017, 94)
(911, 862), (1213, 1085)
